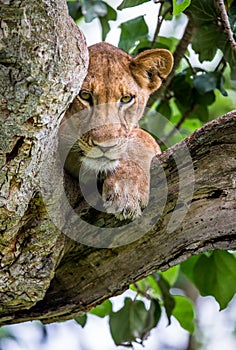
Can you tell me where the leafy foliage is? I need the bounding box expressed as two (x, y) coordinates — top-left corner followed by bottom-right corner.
(81, 250), (236, 347)
(182, 251), (236, 310)
(172, 0), (191, 15)
(67, 0), (117, 40)
(117, 0), (150, 10)
(188, 0), (236, 78)
(65, 0), (236, 348)
(118, 16), (149, 52)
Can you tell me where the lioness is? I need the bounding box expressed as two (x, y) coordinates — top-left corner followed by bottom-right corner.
(61, 42), (173, 219)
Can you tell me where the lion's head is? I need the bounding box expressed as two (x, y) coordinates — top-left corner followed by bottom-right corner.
(61, 42), (173, 176)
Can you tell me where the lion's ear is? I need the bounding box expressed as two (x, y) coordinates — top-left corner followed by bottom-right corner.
(130, 49), (173, 93)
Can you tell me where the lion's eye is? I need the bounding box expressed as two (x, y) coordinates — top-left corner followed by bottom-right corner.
(79, 90), (93, 103)
(120, 95), (134, 104)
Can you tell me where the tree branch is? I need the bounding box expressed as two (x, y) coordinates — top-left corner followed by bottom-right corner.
(215, 0), (236, 53)
(151, 2), (172, 48)
(1, 111), (235, 325)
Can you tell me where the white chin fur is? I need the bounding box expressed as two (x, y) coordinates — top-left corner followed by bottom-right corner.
(81, 157), (119, 174)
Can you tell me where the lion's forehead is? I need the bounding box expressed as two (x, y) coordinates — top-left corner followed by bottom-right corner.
(83, 51), (141, 104)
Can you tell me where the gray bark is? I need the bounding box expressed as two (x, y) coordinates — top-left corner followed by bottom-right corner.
(0, 0), (88, 317)
(0, 0), (235, 328)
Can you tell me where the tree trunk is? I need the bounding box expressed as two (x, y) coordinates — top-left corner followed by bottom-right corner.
(0, 0), (88, 318)
(0, 0), (235, 327)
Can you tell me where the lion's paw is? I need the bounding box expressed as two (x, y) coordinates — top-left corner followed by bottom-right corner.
(102, 162), (149, 220)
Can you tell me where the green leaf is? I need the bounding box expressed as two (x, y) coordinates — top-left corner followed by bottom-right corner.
(181, 254), (202, 283)
(141, 109), (169, 141)
(194, 72), (218, 94)
(172, 0), (191, 15)
(191, 25), (218, 62)
(89, 299), (112, 317)
(130, 275), (162, 298)
(67, 1), (83, 21)
(109, 298), (147, 345)
(172, 71), (194, 111)
(193, 251), (236, 310)
(180, 117), (203, 135)
(118, 0), (150, 11)
(154, 273), (175, 324)
(217, 32), (236, 80)
(187, 0), (217, 26)
(156, 101), (172, 120)
(194, 90), (216, 106)
(146, 275), (162, 296)
(157, 36), (179, 51)
(140, 299), (162, 339)
(193, 72), (227, 96)
(75, 314), (87, 327)
(189, 0), (236, 79)
(229, 4), (236, 34)
(98, 3), (117, 40)
(159, 265), (180, 286)
(82, 0), (107, 23)
(189, 103), (209, 122)
(229, 65), (236, 80)
(172, 295), (195, 334)
(109, 297), (161, 346)
(118, 16), (149, 52)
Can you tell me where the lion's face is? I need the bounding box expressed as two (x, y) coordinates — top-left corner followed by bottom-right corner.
(62, 42), (173, 174)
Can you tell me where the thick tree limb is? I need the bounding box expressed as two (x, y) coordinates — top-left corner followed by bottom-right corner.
(1, 111), (235, 325)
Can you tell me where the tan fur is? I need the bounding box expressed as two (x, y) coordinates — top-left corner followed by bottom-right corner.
(61, 42), (173, 219)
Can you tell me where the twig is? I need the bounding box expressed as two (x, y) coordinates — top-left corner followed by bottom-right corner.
(172, 18), (196, 72)
(186, 334), (195, 350)
(151, 1), (164, 48)
(133, 282), (152, 300)
(215, 0), (236, 53)
(214, 56), (227, 72)
(151, 2), (172, 48)
(183, 54), (197, 75)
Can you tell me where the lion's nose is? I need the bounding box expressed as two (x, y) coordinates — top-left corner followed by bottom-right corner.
(98, 145), (115, 153)
(93, 140), (118, 153)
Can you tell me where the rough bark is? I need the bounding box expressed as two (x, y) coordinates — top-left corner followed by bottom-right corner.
(0, 0), (235, 328)
(0, 0), (88, 317)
